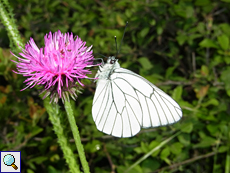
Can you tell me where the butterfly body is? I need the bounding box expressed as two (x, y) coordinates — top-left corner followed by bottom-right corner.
(92, 56), (182, 138)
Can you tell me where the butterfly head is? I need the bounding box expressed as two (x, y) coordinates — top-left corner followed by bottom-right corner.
(107, 56), (118, 64)
(95, 56), (120, 80)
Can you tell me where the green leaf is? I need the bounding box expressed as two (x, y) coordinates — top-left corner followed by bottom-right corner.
(50, 154), (60, 162)
(217, 34), (229, 50)
(199, 38), (218, 48)
(31, 127), (43, 138)
(220, 23), (230, 36)
(218, 146), (228, 153)
(220, 67), (230, 96)
(173, 4), (194, 18)
(177, 133), (191, 146)
(227, 90), (230, 97)
(202, 98), (219, 107)
(181, 122), (193, 133)
(127, 165), (143, 173)
(139, 142), (149, 153)
(206, 124), (219, 135)
(201, 65), (209, 76)
(220, 125), (229, 137)
(176, 34), (187, 46)
(134, 147), (143, 154)
(125, 9), (132, 18)
(116, 14), (126, 26)
(224, 57), (230, 64)
(160, 147), (170, 160)
(142, 159), (160, 172)
(47, 165), (62, 173)
(221, 0), (230, 2)
(138, 57), (153, 70)
(195, 0), (211, 6)
(85, 140), (101, 153)
(172, 85), (183, 101)
(186, 6), (194, 18)
(29, 156), (48, 164)
(150, 19), (156, 26)
(27, 169), (35, 173)
(194, 136), (217, 148)
(165, 66), (176, 78)
(105, 29), (122, 39)
(170, 142), (183, 154)
(140, 28), (150, 38)
(157, 26), (163, 35)
(173, 4), (186, 18)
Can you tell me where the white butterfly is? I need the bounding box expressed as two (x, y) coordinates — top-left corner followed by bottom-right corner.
(92, 56), (182, 138)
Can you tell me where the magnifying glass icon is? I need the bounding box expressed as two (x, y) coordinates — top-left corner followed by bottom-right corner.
(3, 154), (18, 170)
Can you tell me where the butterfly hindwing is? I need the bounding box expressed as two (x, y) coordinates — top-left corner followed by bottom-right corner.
(92, 77), (141, 137)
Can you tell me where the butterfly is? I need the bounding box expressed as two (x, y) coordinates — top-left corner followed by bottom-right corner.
(92, 23), (182, 138)
(92, 56), (182, 138)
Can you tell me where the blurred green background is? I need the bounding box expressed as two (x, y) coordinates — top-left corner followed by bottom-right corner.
(1, 0), (230, 172)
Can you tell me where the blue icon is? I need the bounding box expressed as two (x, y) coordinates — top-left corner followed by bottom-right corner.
(3, 154), (18, 170)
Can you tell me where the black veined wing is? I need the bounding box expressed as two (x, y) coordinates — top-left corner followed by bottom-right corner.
(92, 57), (182, 138)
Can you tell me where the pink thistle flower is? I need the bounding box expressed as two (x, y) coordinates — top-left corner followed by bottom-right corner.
(12, 30), (96, 103)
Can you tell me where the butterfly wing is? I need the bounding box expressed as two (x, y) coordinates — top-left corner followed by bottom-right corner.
(92, 68), (182, 138)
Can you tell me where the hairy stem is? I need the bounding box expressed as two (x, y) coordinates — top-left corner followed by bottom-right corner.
(64, 101), (90, 173)
(44, 99), (81, 173)
(0, 0), (24, 50)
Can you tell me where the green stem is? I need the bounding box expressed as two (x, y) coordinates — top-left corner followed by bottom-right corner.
(44, 99), (81, 173)
(0, 0), (24, 50)
(64, 101), (90, 173)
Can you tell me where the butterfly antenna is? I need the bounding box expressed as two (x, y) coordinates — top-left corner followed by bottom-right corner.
(95, 53), (107, 65)
(115, 36), (118, 57)
(117, 21), (128, 55)
(95, 53), (107, 59)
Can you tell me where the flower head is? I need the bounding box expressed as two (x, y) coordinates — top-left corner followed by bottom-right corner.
(12, 30), (95, 103)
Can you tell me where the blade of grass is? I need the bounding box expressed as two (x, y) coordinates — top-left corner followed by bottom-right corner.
(213, 133), (221, 173)
(225, 123), (230, 173)
(125, 131), (181, 173)
(225, 151), (230, 173)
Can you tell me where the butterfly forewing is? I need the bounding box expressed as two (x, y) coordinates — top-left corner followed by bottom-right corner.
(115, 68), (182, 121)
